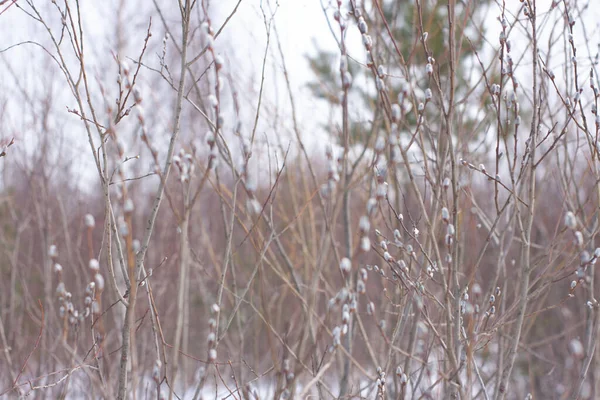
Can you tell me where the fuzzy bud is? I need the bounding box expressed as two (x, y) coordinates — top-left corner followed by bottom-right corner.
(361, 237), (371, 252)
(208, 94), (218, 109)
(574, 231), (584, 247)
(362, 34), (372, 50)
(95, 273), (105, 291)
(85, 214), (95, 228)
(441, 207), (450, 223)
(565, 211), (577, 230)
(124, 199), (134, 214)
(340, 257), (351, 274)
(49, 245), (58, 258)
(366, 198), (378, 215)
(367, 302), (375, 315)
(358, 18), (368, 34)
(208, 348), (217, 362)
(89, 259), (100, 271)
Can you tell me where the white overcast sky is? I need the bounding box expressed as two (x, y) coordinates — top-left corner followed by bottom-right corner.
(1, 0), (600, 190)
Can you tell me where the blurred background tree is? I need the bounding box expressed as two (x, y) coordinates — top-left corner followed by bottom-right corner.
(307, 0), (491, 145)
